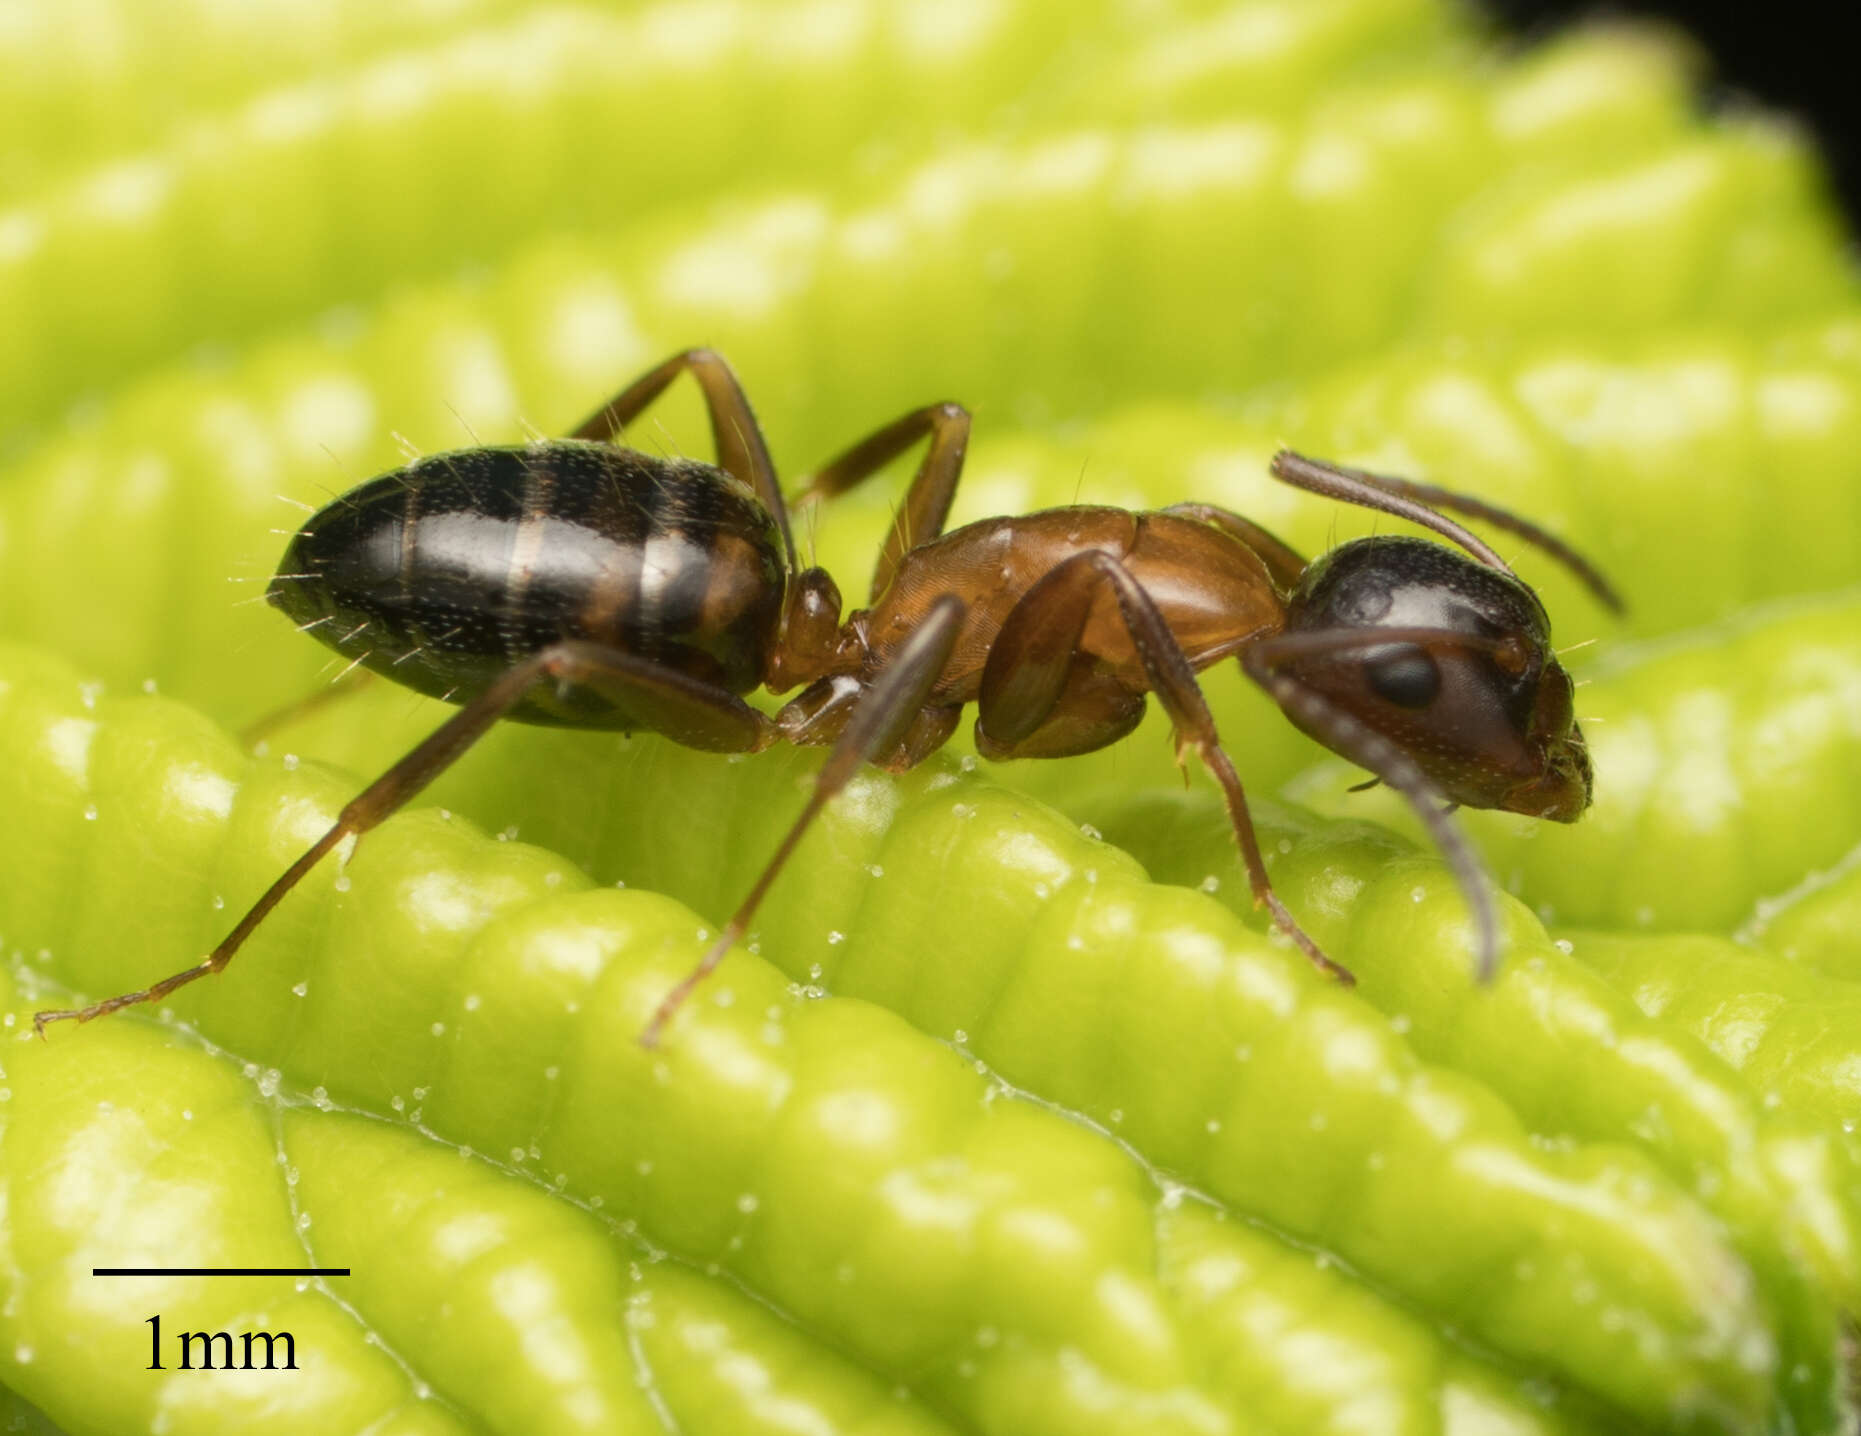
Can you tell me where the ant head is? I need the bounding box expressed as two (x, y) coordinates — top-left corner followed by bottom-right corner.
(1279, 535), (1591, 821)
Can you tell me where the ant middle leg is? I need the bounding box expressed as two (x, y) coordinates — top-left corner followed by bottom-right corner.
(973, 549), (1352, 985)
(797, 402), (972, 603)
(33, 643), (773, 1035)
(570, 349), (796, 569)
(643, 594), (968, 1047)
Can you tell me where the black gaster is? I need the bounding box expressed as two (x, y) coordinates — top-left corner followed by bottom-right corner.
(269, 442), (786, 728)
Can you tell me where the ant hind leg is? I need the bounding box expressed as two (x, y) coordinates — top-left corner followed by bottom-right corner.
(33, 643), (772, 1035)
(570, 349), (796, 570)
(644, 595), (969, 1047)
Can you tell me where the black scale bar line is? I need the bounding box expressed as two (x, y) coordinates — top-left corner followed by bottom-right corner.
(92, 1267), (350, 1277)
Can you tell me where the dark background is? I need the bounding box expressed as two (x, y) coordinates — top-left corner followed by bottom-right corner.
(1486, 0), (1860, 224)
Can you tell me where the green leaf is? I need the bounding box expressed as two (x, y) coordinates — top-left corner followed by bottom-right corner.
(4, 0), (1861, 1431)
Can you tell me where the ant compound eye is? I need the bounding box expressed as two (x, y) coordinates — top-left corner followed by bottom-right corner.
(1363, 646), (1440, 709)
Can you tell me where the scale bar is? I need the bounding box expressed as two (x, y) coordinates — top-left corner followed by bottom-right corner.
(93, 1267), (350, 1277)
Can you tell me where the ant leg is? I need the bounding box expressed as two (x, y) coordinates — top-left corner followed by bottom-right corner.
(1162, 502), (1307, 593)
(643, 594), (967, 1047)
(238, 669), (377, 750)
(1269, 450), (1623, 612)
(1240, 633), (1500, 980)
(975, 550), (1351, 985)
(968, 556), (1144, 761)
(569, 349), (795, 571)
(798, 402), (972, 603)
(34, 643), (772, 1035)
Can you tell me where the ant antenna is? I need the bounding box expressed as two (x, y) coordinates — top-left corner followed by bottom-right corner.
(1270, 452), (1624, 614)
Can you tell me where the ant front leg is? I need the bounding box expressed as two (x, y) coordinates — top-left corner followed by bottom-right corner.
(974, 549), (1352, 985)
(798, 402), (972, 602)
(571, 348), (797, 570)
(34, 643), (773, 1035)
(1240, 631), (1500, 980)
(643, 595), (968, 1047)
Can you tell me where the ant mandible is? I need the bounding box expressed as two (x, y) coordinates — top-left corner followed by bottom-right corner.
(33, 349), (1619, 1047)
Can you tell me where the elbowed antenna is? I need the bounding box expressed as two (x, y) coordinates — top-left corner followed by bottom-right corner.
(1270, 451), (1625, 614)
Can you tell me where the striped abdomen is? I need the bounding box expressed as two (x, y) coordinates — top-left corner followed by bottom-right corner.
(268, 442), (786, 727)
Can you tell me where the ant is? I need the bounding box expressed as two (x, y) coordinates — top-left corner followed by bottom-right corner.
(33, 349), (1618, 1046)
